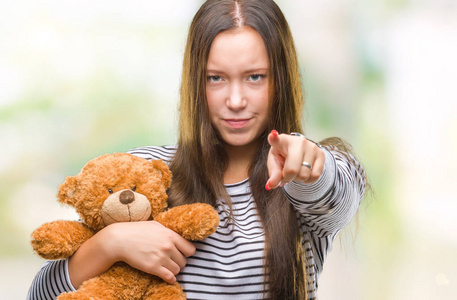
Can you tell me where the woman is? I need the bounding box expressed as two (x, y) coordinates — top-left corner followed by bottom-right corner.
(28, 1), (366, 299)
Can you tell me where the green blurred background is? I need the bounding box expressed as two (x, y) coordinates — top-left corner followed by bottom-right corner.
(1, 0), (456, 299)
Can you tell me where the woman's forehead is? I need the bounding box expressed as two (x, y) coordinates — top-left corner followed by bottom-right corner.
(207, 26), (269, 71)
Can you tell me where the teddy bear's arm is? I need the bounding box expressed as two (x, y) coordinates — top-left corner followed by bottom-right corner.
(155, 203), (219, 241)
(31, 220), (95, 260)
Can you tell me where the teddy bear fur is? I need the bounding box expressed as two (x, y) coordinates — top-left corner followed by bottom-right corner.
(31, 153), (220, 300)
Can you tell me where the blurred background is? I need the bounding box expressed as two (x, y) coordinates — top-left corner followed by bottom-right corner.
(1, 0), (456, 299)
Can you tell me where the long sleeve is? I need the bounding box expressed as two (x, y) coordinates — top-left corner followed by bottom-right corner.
(283, 146), (366, 280)
(27, 259), (76, 300)
(284, 146), (365, 236)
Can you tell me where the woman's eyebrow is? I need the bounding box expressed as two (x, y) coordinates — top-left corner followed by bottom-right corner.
(244, 68), (269, 73)
(206, 67), (268, 73)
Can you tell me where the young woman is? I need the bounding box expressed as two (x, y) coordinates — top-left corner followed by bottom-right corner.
(28, 1), (366, 299)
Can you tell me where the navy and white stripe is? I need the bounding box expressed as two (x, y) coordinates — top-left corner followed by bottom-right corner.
(27, 260), (73, 300)
(177, 179), (267, 299)
(27, 144), (365, 300)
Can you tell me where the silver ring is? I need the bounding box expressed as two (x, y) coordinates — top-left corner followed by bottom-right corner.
(302, 161), (312, 169)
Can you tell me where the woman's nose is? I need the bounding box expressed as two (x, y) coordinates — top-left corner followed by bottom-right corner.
(226, 82), (247, 110)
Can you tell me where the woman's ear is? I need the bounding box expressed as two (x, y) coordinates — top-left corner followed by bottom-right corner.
(57, 176), (78, 206)
(151, 160), (172, 188)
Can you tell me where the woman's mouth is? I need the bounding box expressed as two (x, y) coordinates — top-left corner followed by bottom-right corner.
(224, 119), (251, 129)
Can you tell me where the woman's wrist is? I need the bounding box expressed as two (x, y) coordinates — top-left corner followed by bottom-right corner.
(97, 223), (123, 263)
(68, 225), (119, 289)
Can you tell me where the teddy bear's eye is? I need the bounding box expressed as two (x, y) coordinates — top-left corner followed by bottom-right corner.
(108, 189), (113, 194)
(131, 186), (136, 192)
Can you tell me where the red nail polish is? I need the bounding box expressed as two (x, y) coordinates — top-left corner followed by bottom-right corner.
(265, 180), (271, 191)
(271, 130), (278, 137)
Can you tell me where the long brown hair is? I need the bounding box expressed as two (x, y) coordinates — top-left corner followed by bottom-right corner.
(169, 0), (309, 298)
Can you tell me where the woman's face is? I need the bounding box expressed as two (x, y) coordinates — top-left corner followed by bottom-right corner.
(206, 26), (270, 151)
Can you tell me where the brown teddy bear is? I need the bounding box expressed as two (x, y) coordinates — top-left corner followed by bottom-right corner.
(31, 153), (219, 300)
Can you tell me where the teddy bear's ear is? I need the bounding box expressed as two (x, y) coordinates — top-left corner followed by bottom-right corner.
(151, 160), (172, 188)
(57, 176), (78, 206)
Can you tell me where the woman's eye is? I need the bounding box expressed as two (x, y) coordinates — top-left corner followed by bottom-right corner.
(248, 74), (265, 82)
(207, 75), (222, 83)
(108, 189), (113, 194)
(131, 186), (136, 192)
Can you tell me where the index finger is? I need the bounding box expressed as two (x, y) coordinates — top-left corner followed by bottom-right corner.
(267, 130), (289, 156)
(266, 130), (289, 189)
(266, 147), (284, 190)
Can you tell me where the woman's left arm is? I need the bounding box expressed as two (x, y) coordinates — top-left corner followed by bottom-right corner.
(267, 131), (366, 236)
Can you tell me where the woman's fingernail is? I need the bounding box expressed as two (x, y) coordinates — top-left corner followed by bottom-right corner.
(265, 180), (271, 191)
(271, 130), (278, 137)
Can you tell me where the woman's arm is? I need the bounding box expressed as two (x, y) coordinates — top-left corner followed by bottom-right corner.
(284, 146), (366, 236)
(282, 146), (365, 276)
(69, 220), (196, 288)
(266, 131), (365, 236)
(27, 220), (196, 300)
(66, 223), (118, 289)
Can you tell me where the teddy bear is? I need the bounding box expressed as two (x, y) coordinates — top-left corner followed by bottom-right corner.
(31, 152), (220, 300)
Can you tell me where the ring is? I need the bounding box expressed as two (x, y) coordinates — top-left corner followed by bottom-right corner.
(302, 161), (312, 169)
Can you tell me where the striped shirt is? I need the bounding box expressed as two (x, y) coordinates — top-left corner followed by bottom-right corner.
(27, 145), (365, 300)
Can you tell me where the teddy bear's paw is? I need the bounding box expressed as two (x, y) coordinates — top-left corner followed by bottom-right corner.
(155, 203), (219, 240)
(185, 203), (220, 239)
(31, 220), (94, 260)
(57, 291), (103, 300)
(143, 281), (186, 300)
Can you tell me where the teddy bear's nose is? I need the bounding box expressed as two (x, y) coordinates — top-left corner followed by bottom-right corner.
(119, 190), (135, 205)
